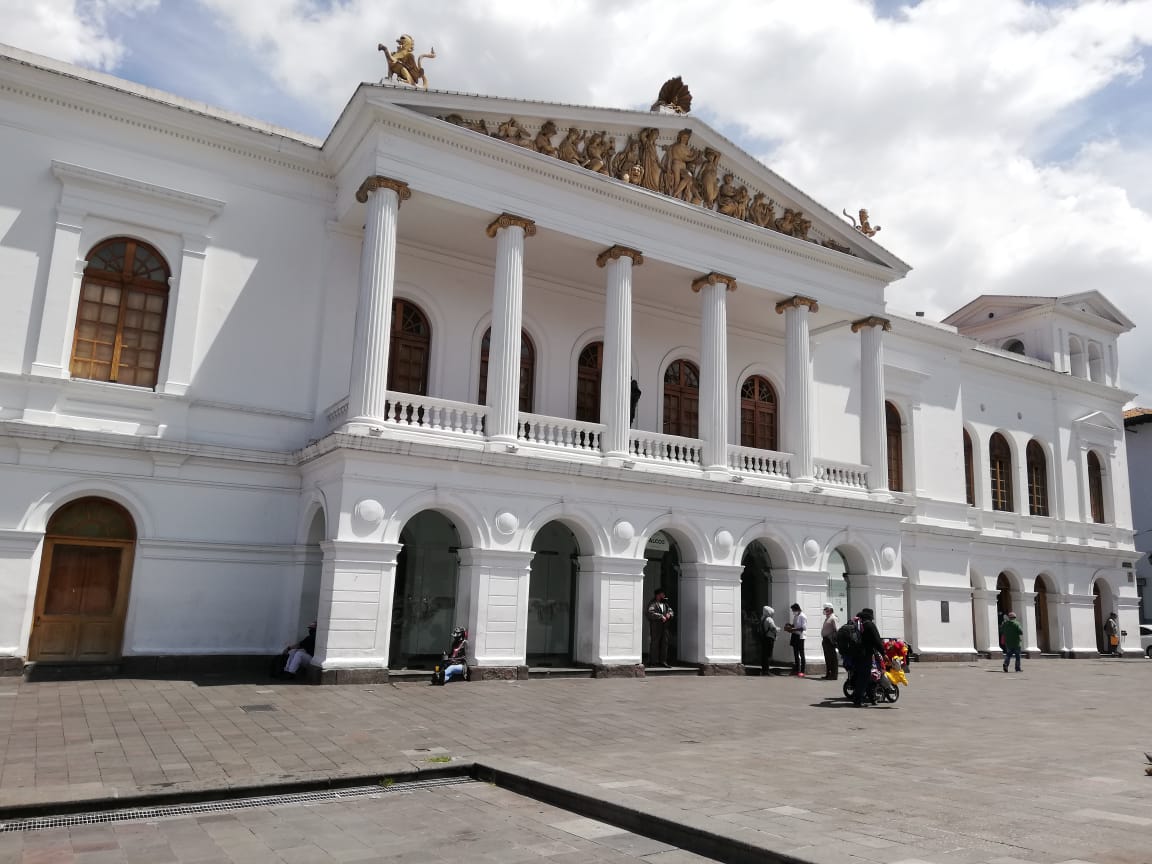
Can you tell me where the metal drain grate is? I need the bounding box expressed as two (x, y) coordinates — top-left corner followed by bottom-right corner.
(0, 776), (474, 833)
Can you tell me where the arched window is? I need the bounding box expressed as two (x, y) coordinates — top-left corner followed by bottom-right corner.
(478, 327), (535, 412)
(70, 237), (170, 389)
(1087, 342), (1104, 383)
(388, 299), (431, 395)
(963, 429), (975, 506)
(1068, 335), (1086, 378)
(1026, 440), (1049, 517)
(886, 401), (903, 492)
(1087, 451), (1106, 524)
(575, 341), (603, 423)
(739, 375), (778, 451)
(1002, 339), (1025, 355)
(663, 360), (699, 438)
(989, 433), (1014, 512)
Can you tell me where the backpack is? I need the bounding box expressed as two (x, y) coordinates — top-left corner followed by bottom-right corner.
(836, 621), (862, 657)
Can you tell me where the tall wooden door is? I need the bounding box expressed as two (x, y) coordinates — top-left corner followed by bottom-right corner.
(30, 498), (136, 663)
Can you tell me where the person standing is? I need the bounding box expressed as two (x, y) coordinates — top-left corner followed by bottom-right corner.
(852, 608), (885, 706)
(1103, 611), (1123, 657)
(1000, 610), (1023, 672)
(820, 603), (840, 680)
(786, 603), (808, 677)
(647, 587), (674, 668)
(759, 605), (778, 676)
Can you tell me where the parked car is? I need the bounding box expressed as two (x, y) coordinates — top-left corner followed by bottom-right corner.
(1141, 624), (1152, 657)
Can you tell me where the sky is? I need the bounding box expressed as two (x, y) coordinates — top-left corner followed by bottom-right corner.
(5, 0), (1152, 403)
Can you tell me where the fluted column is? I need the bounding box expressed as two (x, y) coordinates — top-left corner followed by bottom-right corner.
(596, 245), (643, 458)
(775, 295), (819, 481)
(485, 213), (536, 444)
(852, 316), (892, 491)
(346, 176), (410, 427)
(694, 272), (737, 472)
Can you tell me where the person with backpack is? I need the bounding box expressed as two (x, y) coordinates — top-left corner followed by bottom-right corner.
(759, 605), (778, 676)
(820, 602), (840, 680)
(1000, 611), (1023, 671)
(851, 608), (885, 707)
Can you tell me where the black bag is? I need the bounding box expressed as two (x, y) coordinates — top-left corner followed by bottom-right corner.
(836, 621), (862, 657)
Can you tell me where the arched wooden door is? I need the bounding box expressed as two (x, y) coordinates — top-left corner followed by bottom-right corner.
(663, 360), (699, 438)
(30, 498), (137, 662)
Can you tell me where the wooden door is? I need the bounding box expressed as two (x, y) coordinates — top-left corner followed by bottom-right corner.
(31, 539), (134, 662)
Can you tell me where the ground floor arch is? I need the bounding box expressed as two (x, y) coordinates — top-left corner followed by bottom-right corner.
(527, 521), (579, 667)
(643, 530), (682, 664)
(390, 510), (461, 670)
(29, 496), (137, 663)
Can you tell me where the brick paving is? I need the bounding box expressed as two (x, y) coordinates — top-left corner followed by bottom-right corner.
(0, 659), (1150, 863)
(0, 781), (713, 863)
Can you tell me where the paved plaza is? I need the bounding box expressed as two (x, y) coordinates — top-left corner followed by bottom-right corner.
(0, 658), (1150, 863)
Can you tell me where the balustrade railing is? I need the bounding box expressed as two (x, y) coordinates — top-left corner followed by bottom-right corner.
(814, 458), (870, 490)
(517, 413), (603, 452)
(728, 445), (792, 479)
(382, 393), (487, 436)
(628, 430), (703, 466)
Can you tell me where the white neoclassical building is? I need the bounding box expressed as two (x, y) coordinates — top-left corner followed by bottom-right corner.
(0, 44), (1140, 681)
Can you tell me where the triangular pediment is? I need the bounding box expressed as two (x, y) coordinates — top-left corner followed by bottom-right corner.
(363, 86), (908, 273)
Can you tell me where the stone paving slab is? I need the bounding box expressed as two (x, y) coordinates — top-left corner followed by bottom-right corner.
(0, 658), (1150, 863)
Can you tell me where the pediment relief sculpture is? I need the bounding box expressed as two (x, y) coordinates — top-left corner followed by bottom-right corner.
(437, 113), (860, 258)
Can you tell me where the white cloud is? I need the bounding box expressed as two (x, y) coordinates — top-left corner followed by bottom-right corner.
(0, 0), (157, 69)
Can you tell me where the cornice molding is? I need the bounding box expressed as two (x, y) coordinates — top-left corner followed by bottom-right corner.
(485, 212), (537, 238)
(774, 295), (820, 314)
(690, 271), (737, 293)
(355, 175), (412, 204)
(595, 244), (644, 268)
(850, 315), (892, 333)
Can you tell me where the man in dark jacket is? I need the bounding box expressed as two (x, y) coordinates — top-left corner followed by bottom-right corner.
(851, 608), (885, 707)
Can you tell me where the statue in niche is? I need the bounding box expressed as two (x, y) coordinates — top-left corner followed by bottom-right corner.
(747, 192), (775, 228)
(558, 127), (586, 165)
(379, 34), (436, 89)
(495, 117), (533, 148)
(662, 128), (699, 200)
(612, 135), (641, 180)
(696, 148), (721, 209)
(638, 127), (663, 192)
(630, 379), (642, 424)
(843, 207), (882, 237)
(533, 120), (559, 157)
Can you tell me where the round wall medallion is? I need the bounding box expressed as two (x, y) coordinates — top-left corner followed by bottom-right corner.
(494, 511), (519, 536)
(880, 546), (897, 568)
(802, 538), (820, 561)
(613, 520), (635, 542)
(714, 529), (733, 554)
(353, 499), (385, 525)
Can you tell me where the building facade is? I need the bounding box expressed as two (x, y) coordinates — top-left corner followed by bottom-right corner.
(0, 45), (1139, 680)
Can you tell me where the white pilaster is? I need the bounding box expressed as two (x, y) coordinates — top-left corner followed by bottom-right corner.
(694, 273), (736, 472)
(678, 562), (743, 666)
(574, 555), (646, 667)
(346, 176), (409, 428)
(776, 296), (818, 481)
(596, 246), (642, 458)
(457, 548), (535, 667)
(853, 316), (891, 491)
(313, 540), (402, 672)
(485, 213), (536, 444)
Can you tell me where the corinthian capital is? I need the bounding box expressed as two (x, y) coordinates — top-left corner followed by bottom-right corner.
(486, 213), (537, 238)
(850, 315), (892, 333)
(355, 176), (412, 204)
(690, 272), (737, 293)
(774, 295), (819, 314)
(596, 245), (644, 268)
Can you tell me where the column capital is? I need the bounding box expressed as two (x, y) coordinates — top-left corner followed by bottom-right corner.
(596, 244), (644, 267)
(486, 212), (537, 238)
(850, 315), (892, 333)
(775, 294), (819, 314)
(355, 175), (411, 204)
(691, 271), (737, 293)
